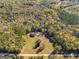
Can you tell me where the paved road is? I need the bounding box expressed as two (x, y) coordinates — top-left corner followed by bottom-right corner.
(0, 53), (79, 57)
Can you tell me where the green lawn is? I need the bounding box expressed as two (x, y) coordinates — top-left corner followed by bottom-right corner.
(19, 56), (79, 59)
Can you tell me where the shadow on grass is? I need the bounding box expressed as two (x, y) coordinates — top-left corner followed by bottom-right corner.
(0, 48), (20, 54)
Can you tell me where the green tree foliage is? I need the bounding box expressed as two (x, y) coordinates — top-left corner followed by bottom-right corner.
(1, 3), (14, 21)
(73, 30), (79, 38)
(40, 0), (56, 6)
(58, 10), (79, 25)
(0, 32), (25, 53)
(1, 0), (79, 55)
(13, 26), (26, 36)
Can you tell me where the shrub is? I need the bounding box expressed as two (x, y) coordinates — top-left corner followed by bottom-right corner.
(14, 26), (26, 36)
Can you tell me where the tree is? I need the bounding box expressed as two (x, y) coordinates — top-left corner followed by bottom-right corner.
(58, 10), (79, 25)
(13, 26), (26, 36)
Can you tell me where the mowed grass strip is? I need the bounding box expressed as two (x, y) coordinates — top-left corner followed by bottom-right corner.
(18, 56), (79, 59)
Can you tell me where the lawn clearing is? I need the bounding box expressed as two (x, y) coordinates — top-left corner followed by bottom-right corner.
(21, 33), (53, 54)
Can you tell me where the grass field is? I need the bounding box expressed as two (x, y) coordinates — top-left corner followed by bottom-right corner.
(21, 33), (53, 54)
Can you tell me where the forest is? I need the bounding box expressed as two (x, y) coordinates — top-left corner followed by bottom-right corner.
(0, 0), (79, 59)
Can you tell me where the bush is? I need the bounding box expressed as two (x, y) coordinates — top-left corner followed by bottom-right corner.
(0, 32), (25, 53)
(14, 26), (26, 36)
(73, 31), (79, 38)
(0, 32), (16, 53)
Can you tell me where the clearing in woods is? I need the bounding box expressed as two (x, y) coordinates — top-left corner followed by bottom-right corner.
(21, 32), (54, 54)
